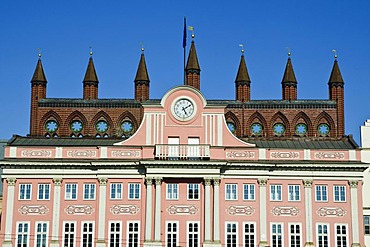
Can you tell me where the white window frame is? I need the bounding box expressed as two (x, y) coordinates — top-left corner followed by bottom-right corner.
(37, 184), (50, 200)
(242, 222), (256, 247)
(62, 221), (76, 247)
(316, 223), (330, 247)
(270, 223), (283, 247)
(16, 221), (30, 247)
(335, 224), (348, 247)
(108, 221), (122, 247)
(65, 183), (78, 200)
(166, 183), (179, 200)
(166, 221), (179, 247)
(333, 185), (346, 202)
(315, 185), (328, 202)
(225, 222), (238, 247)
(19, 184), (32, 200)
(126, 221), (140, 247)
(83, 184), (96, 200)
(128, 183), (140, 200)
(288, 185), (300, 201)
(110, 183), (122, 200)
(243, 184), (255, 200)
(187, 183), (200, 200)
(225, 184), (237, 200)
(35, 221), (48, 247)
(187, 221), (200, 247)
(81, 221), (94, 247)
(289, 223), (302, 247)
(365, 215), (370, 235)
(270, 185), (282, 201)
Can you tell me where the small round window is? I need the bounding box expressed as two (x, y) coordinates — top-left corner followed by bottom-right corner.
(318, 123), (330, 136)
(95, 120), (109, 133)
(251, 123), (263, 136)
(227, 122), (236, 135)
(273, 123), (285, 136)
(295, 123), (308, 136)
(121, 120), (133, 133)
(70, 120), (83, 133)
(45, 120), (58, 133)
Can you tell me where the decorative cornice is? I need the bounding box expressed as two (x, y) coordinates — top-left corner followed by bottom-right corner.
(303, 179), (313, 188)
(348, 180), (359, 188)
(98, 177), (108, 186)
(6, 177), (16, 186)
(257, 178), (268, 187)
(53, 178), (63, 186)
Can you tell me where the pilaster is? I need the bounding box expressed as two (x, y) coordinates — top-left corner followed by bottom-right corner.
(349, 180), (361, 247)
(257, 178), (268, 247)
(50, 178), (63, 247)
(213, 178), (221, 244)
(204, 177), (212, 243)
(97, 177), (108, 247)
(303, 179), (314, 247)
(3, 178), (16, 247)
(145, 177), (153, 241)
(154, 177), (162, 242)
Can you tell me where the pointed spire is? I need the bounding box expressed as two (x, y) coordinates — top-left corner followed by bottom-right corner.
(83, 57), (99, 83)
(134, 52), (150, 83)
(282, 57), (297, 84)
(235, 54), (251, 83)
(328, 59), (344, 85)
(31, 58), (47, 83)
(185, 41), (200, 71)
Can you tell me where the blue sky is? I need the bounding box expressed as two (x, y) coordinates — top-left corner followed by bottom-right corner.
(1, 0), (370, 144)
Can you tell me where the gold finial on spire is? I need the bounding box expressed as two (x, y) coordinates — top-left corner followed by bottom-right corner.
(37, 48), (42, 58)
(286, 47), (291, 57)
(140, 42), (145, 53)
(332, 49), (338, 59)
(89, 46), (93, 56)
(239, 44), (244, 54)
(188, 26), (195, 39)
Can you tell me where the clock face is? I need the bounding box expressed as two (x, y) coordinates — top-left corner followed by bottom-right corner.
(173, 98), (195, 120)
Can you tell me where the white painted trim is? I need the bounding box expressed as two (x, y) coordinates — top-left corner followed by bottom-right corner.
(217, 114), (223, 146)
(270, 222), (284, 247)
(186, 221), (201, 247)
(9, 147), (16, 158)
(304, 149), (310, 160)
(287, 184), (301, 201)
(187, 183), (200, 200)
(333, 185), (346, 202)
(288, 222), (302, 247)
(19, 183), (32, 200)
(259, 149), (266, 159)
(225, 222), (239, 247)
(165, 221), (179, 247)
(126, 221), (141, 247)
(4, 185), (16, 242)
(56, 147), (62, 158)
(82, 183), (96, 200)
(225, 183), (238, 200)
(108, 221), (122, 247)
(97, 181), (107, 242)
(145, 113), (151, 145)
(80, 221), (95, 247)
(34, 221), (49, 247)
(316, 223), (330, 247)
(109, 183), (122, 200)
(65, 183), (78, 200)
(349, 150), (356, 161)
(334, 223), (349, 247)
(242, 221), (257, 247)
(100, 147), (107, 158)
(243, 184), (256, 201)
(145, 180), (153, 241)
(16, 221), (30, 247)
(128, 183), (141, 200)
(62, 221), (77, 247)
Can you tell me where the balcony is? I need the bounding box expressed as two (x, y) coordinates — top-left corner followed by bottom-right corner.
(155, 144), (210, 160)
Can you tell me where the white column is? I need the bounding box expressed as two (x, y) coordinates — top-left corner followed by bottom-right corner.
(145, 177), (153, 241)
(97, 177), (108, 247)
(213, 178), (221, 244)
(258, 178), (268, 247)
(349, 180), (361, 247)
(3, 178), (16, 247)
(50, 178), (63, 247)
(154, 177), (162, 242)
(204, 178), (212, 243)
(303, 179), (314, 247)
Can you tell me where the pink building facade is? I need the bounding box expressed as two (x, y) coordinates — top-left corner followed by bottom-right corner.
(0, 85), (367, 247)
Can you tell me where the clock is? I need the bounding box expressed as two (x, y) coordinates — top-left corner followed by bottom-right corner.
(173, 98), (195, 120)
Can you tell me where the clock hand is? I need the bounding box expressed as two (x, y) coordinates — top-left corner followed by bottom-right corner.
(182, 107), (188, 116)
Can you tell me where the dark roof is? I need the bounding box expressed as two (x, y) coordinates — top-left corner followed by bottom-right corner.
(135, 53), (150, 82)
(8, 136), (119, 146)
(329, 59), (344, 84)
(38, 98), (142, 108)
(282, 57), (297, 84)
(235, 54), (251, 83)
(31, 59), (47, 83)
(243, 136), (358, 149)
(185, 41), (200, 70)
(83, 57), (99, 83)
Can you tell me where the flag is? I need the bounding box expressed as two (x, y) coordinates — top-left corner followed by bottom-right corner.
(182, 17), (187, 48)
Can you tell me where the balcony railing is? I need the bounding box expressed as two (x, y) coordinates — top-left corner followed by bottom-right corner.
(155, 144), (210, 160)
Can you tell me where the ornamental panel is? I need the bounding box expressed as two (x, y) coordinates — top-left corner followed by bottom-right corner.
(226, 205), (255, 215)
(64, 205), (94, 215)
(19, 205), (49, 215)
(316, 207), (346, 217)
(110, 205), (140, 215)
(314, 152), (345, 160)
(269, 151), (300, 159)
(21, 149), (53, 158)
(271, 206), (300, 216)
(111, 150), (141, 158)
(226, 151), (257, 159)
(167, 205), (198, 215)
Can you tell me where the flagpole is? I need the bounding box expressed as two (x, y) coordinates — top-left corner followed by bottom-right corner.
(183, 17), (187, 85)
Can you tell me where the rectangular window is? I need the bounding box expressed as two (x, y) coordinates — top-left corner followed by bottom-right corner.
(109, 222), (121, 247)
(63, 222), (76, 247)
(271, 223), (283, 247)
(127, 222), (139, 247)
(316, 185), (328, 202)
(166, 222), (178, 247)
(81, 222), (94, 247)
(167, 184), (178, 200)
(317, 224), (329, 247)
(38, 184), (50, 200)
(110, 183), (122, 200)
(188, 184), (199, 200)
(243, 184), (255, 200)
(65, 184), (77, 200)
(16, 222), (29, 247)
(288, 185), (300, 201)
(289, 223), (301, 247)
(128, 183), (140, 199)
(243, 222), (255, 247)
(19, 184), (32, 200)
(334, 185), (346, 202)
(83, 184), (96, 200)
(225, 184), (237, 200)
(270, 185), (282, 201)
(35, 222), (48, 247)
(187, 222), (199, 247)
(365, 216), (370, 234)
(226, 222), (238, 247)
(335, 224), (347, 247)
